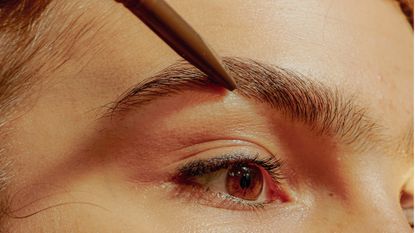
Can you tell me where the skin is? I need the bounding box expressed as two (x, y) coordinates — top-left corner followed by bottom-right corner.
(1, 0), (413, 232)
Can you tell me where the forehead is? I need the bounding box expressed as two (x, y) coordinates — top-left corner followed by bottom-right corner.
(55, 0), (412, 81)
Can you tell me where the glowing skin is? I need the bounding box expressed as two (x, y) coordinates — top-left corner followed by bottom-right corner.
(2, 0), (413, 232)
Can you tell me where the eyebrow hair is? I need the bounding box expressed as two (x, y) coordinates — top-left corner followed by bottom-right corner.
(108, 57), (381, 151)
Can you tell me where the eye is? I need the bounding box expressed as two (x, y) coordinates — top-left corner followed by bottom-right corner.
(171, 152), (290, 210)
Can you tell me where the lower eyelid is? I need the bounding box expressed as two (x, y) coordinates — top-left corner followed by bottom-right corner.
(168, 181), (269, 211)
(168, 178), (290, 212)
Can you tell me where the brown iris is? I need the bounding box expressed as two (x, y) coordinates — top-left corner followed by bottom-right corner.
(226, 163), (263, 200)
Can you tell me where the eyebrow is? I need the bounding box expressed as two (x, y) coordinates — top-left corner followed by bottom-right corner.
(107, 57), (381, 151)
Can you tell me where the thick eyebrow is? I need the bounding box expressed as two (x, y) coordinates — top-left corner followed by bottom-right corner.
(108, 57), (381, 150)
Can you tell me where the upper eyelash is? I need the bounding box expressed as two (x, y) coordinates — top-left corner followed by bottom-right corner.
(172, 152), (285, 184)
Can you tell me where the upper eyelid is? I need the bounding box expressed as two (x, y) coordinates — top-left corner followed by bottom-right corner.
(168, 139), (276, 162)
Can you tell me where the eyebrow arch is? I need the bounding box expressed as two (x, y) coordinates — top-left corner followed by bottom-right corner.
(107, 57), (381, 150)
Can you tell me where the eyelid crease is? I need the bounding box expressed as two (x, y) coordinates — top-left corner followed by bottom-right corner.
(107, 57), (384, 152)
(167, 139), (275, 164)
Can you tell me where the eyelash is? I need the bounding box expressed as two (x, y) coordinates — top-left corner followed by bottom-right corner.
(170, 152), (287, 211)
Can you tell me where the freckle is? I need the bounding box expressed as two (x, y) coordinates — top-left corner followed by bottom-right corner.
(328, 193), (334, 197)
(376, 74), (384, 82)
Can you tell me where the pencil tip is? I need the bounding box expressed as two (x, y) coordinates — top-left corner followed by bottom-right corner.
(213, 64), (237, 91)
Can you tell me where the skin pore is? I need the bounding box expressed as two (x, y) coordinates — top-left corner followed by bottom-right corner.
(0, 0), (413, 232)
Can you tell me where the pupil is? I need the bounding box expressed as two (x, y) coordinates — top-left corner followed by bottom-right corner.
(239, 168), (251, 189)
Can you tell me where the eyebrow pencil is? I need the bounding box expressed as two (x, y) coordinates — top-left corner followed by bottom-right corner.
(116, 0), (237, 91)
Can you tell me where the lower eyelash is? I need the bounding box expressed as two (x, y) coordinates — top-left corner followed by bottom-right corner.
(168, 181), (268, 211)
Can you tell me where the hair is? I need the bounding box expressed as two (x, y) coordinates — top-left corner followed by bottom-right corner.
(0, 0), (413, 228)
(0, 0), (53, 226)
(0, 0), (51, 113)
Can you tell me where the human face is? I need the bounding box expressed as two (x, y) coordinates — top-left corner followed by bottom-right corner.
(3, 0), (413, 232)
